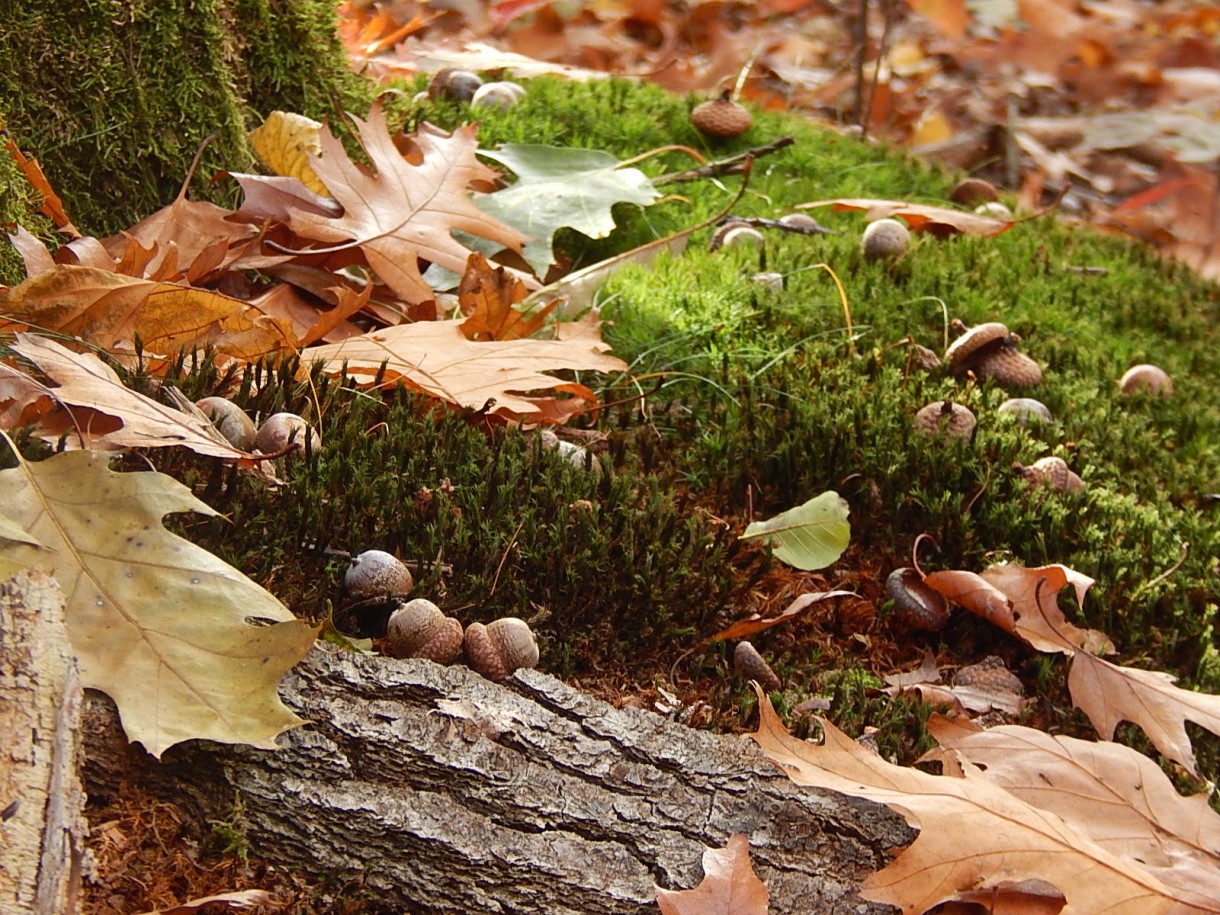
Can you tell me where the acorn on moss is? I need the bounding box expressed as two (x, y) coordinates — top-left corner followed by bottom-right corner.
(691, 91), (752, 139)
(861, 218), (911, 261)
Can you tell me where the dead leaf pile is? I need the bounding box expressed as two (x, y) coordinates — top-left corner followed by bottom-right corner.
(1, 98), (645, 430)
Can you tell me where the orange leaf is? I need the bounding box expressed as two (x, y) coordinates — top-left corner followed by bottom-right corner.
(458, 253), (556, 341)
(0, 265), (294, 360)
(702, 590), (855, 644)
(2, 130), (80, 237)
(906, 0), (969, 40)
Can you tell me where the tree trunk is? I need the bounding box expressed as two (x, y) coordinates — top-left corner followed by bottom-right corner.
(0, 571), (88, 915)
(84, 645), (913, 914)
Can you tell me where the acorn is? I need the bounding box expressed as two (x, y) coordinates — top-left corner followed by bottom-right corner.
(1013, 456), (1085, 493)
(975, 201), (1014, 220)
(944, 320), (1010, 377)
(885, 567), (950, 633)
(733, 641), (781, 692)
(691, 91), (752, 139)
(345, 550), (414, 601)
(711, 222), (765, 251)
(385, 599), (464, 663)
(973, 342), (1042, 387)
(1119, 364), (1173, 398)
(914, 399), (976, 440)
(861, 218), (910, 261)
(997, 397), (1053, 425)
(254, 412), (320, 455)
(472, 81), (526, 111)
(428, 68), (483, 103)
(195, 396), (256, 450)
(463, 618), (540, 681)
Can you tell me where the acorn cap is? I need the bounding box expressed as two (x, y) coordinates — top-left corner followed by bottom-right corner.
(953, 655), (1023, 695)
(386, 599), (464, 663)
(345, 549), (414, 600)
(1119, 364), (1173, 397)
(944, 321), (1010, 375)
(950, 177), (999, 208)
(464, 618), (540, 681)
(1014, 456), (1084, 493)
(691, 92), (752, 139)
(914, 400), (976, 439)
(974, 344), (1042, 387)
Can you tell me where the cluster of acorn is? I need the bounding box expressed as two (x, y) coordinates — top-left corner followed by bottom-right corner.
(343, 549), (540, 682)
(423, 69), (527, 111)
(195, 397), (320, 455)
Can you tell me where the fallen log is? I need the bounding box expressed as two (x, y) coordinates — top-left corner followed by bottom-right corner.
(84, 645), (913, 913)
(0, 571), (87, 915)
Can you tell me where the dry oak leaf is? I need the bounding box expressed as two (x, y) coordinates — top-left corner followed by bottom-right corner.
(7, 335), (250, 458)
(283, 101), (528, 304)
(1068, 651), (1220, 781)
(0, 264), (293, 359)
(980, 562), (1114, 656)
(249, 110), (330, 197)
(303, 310), (626, 418)
(654, 833), (769, 915)
(458, 252), (556, 341)
(748, 690), (1198, 915)
(924, 717), (1220, 905)
(0, 435), (316, 757)
(794, 198), (1014, 238)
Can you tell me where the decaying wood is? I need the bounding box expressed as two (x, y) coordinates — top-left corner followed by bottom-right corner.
(0, 571), (87, 915)
(84, 645), (913, 914)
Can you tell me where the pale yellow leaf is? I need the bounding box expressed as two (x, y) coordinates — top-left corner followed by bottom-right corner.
(0, 436), (317, 757)
(249, 111), (330, 197)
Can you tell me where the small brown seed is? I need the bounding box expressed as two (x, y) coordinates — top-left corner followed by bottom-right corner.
(345, 550), (414, 600)
(861, 218), (910, 261)
(1119, 364), (1173, 398)
(386, 599), (464, 663)
(463, 618), (540, 680)
(733, 641), (781, 692)
(885, 568), (950, 632)
(691, 92), (752, 139)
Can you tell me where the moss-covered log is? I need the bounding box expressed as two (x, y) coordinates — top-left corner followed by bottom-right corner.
(0, 0), (372, 282)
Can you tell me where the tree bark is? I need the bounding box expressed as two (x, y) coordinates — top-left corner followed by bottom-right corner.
(0, 571), (87, 915)
(84, 645), (912, 914)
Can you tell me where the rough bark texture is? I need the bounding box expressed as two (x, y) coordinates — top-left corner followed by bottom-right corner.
(84, 645), (912, 914)
(0, 571), (87, 915)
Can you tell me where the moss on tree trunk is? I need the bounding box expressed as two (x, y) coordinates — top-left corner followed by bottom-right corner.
(0, 0), (371, 283)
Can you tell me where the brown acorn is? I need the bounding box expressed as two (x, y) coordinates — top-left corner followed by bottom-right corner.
(1119, 364), (1173, 398)
(949, 177), (999, 208)
(1013, 456), (1085, 493)
(254, 412), (321, 455)
(195, 396), (257, 450)
(885, 567), (950, 632)
(861, 218), (910, 261)
(463, 618), (540, 681)
(974, 343), (1042, 387)
(733, 641), (781, 692)
(914, 399), (976, 440)
(691, 91), (752, 139)
(385, 599), (464, 663)
(944, 321), (1010, 377)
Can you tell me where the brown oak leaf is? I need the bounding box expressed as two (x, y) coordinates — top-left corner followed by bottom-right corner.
(283, 102), (529, 304)
(655, 834), (769, 915)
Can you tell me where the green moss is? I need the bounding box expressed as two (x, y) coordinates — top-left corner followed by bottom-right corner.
(0, 0), (371, 236)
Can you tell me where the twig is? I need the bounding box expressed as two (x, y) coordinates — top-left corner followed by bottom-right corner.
(654, 136), (795, 184)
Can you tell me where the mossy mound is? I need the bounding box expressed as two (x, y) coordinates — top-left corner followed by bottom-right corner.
(4, 72), (1218, 768)
(0, 0), (371, 281)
